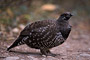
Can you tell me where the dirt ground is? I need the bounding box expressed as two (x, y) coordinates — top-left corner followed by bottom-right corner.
(0, 28), (90, 60)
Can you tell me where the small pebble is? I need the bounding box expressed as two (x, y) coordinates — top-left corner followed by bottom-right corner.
(80, 53), (90, 57)
(12, 28), (19, 33)
(5, 56), (19, 60)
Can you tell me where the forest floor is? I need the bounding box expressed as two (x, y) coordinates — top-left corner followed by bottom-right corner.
(0, 27), (90, 60)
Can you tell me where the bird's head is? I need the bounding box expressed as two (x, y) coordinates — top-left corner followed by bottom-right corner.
(59, 12), (73, 21)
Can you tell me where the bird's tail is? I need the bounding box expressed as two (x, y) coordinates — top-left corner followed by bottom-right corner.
(7, 36), (25, 51)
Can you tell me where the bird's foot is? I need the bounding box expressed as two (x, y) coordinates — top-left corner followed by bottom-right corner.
(40, 49), (57, 57)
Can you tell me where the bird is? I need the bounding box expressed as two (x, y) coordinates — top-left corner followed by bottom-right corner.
(7, 12), (73, 56)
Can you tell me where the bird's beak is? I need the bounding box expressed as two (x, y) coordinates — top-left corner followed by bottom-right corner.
(70, 14), (73, 16)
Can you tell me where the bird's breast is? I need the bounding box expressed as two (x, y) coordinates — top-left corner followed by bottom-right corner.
(60, 25), (71, 39)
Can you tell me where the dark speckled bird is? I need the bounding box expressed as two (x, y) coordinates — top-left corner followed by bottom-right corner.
(7, 12), (73, 56)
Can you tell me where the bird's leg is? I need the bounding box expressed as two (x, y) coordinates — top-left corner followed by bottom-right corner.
(40, 49), (56, 57)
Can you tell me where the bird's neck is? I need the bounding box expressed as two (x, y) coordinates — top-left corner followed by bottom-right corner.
(56, 19), (71, 39)
(57, 17), (63, 22)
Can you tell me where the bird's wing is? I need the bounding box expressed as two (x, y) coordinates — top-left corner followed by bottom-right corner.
(20, 20), (56, 36)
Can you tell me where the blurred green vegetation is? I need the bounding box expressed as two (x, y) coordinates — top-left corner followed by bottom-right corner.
(0, 0), (90, 33)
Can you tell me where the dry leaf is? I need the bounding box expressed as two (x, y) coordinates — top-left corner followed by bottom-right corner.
(41, 4), (57, 11)
(6, 8), (14, 18)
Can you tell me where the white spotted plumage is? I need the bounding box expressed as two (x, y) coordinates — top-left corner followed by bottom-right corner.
(17, 36), (29, 46)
